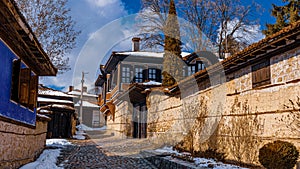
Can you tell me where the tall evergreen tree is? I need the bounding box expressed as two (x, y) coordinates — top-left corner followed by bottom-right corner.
(162, 0), (183, 86)
(263, 0), (300, 36)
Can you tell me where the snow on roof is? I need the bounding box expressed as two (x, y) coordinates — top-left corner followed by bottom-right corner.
(38, 97), (73, 104)
(36, 114), (51, 120)
(142, 81), (162, 85)
(116, 51), (191, 58)
(37, 109), (52, 114)
(67, 90), (98, 97)
(38, 104), (75, 111)
(38, 85), (74, 97)
(51, 104), (75, 110)
(75, 101), (99, 108)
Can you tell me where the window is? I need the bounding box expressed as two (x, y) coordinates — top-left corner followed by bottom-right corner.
(183, 66), (186, 77)
(148, 68), (156, 81)
(142, 68), (162, 82)
(121, 66), (131, 83)
(111, 69), (118, 89)
(252, 59), (271, 88)
(11, 59), (20, 102)
(188, 65), (196, 76)
(10, 59), (38, 110)
(134, 67), (143, 83)
(92, 110), (100, 127)
(197, 61), (205, 71)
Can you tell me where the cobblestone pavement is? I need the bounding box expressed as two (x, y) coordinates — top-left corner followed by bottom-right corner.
(87, 131), (161, 157)
(57, 139), (158, 169)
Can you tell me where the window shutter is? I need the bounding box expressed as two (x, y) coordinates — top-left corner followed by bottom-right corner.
(11, 59), (21, 102)
(156, 69), (162, 82)
(142, 69), (148, 82)
(252, 59), (271, 88)
(19, 68), (31, 106)
(29, 75), (38, 110)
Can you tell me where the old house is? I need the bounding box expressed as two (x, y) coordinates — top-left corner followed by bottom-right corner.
(0, 0), (57, 168)
(37, 85), (76, 138)
(95, 37), (208, 137)
(68, 86), (103, 128)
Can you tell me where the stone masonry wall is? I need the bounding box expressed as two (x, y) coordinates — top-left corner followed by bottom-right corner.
(146, 47), (300, 165)
(107, 101), (133, 137)
(0, 119), (48, 169)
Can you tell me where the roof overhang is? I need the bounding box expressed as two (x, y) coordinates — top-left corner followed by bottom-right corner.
(167, 21), (300, 95)
(95, 74), (105, 87)
(0, 0), (57, 76)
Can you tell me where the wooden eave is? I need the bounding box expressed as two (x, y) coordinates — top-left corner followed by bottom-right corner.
(0, 0), (57, 76)
(167, 21), (300, 93)
(105, 52), (128, 73)
(95, 74), (105, 87)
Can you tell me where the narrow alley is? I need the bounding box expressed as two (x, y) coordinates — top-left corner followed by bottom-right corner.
(56, 139), (157, 169)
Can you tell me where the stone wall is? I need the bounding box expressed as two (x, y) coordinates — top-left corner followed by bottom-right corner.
(107, 100), (133, 137)
(0, 119), (48, 169)
(146, 47), (300, 165)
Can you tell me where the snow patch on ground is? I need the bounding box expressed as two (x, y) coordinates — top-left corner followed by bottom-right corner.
(19, 149), (62, 169)
(73, 124), (107, 139)
(155, 146), (180, 155)
(194, 158), (247, 169)
(76, 124), (107, 131)
(155, 147), (248, 169)
(73, 130), (86, 140)
(20, 139), (72, 169)
(46, 139), (72, 148)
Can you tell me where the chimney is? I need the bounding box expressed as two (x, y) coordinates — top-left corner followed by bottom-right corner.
(132, 37), (141, 52)
(83, 86), (87, 93)
(69, 86), (74, 92)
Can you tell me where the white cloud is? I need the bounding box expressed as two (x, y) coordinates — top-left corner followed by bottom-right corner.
(85, 0), (127, 18)
(86, 0), (118, 7)
(71, 14), (141, 92)
(40, 0), (131, 91)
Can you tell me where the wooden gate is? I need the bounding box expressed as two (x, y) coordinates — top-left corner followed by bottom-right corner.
(133, 104), (147, 138)
(47, 111), (73, 138)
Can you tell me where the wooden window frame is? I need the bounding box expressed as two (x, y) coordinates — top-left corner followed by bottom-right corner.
(10, 59), (21, 103)
(134, 67), (143, 83)
(196, 61), (205, 72)
(252, 59), (271, 88)
(121, 66), (131, 83)
(148, 68), (156, 81)
(10, 59), (38, 111)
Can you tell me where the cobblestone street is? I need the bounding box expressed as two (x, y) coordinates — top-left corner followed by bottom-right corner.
(56, 137), (158, 169)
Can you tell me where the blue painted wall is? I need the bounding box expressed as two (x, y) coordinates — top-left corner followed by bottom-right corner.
(0, 39), (36, 126)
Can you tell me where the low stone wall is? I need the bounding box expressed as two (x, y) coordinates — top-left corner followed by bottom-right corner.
(0, 119), (48, 169)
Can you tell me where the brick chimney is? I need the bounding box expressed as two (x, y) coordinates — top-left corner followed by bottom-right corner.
(69, 86), (74, 92)
(132, 37), (141, 52)
(83, 86), (87, 93)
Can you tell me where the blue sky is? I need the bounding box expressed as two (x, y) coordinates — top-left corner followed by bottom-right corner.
(42, 0), (286, 91)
